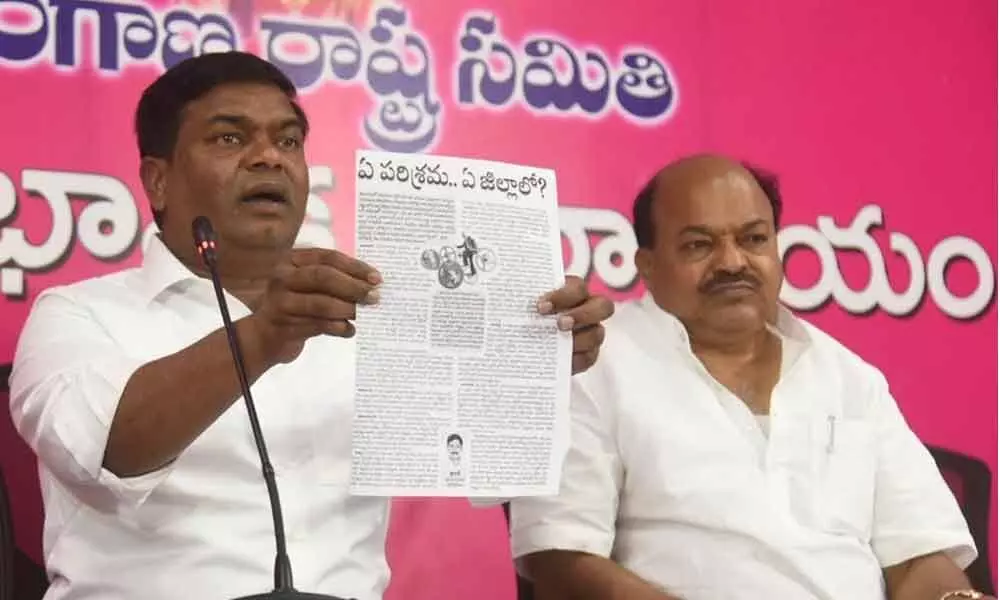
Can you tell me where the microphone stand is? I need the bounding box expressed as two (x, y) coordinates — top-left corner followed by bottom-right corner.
(192, 216), (351, 600)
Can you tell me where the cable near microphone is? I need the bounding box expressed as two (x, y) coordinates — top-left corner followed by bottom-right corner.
(192, 216), (350, 600)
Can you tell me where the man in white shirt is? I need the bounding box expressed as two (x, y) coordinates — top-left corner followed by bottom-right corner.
(8, 51), (614, 600)
(508, 154), (990, 600)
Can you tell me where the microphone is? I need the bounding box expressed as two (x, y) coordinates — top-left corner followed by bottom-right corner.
(192, 216), (351, 600)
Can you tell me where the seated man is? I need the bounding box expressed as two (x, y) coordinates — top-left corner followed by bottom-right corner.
(508, 154), (989, 600)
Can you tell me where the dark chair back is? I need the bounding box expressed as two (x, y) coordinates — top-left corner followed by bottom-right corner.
(0, 462), (14, 600)
(1, 362), (48, 600)
(926, 444), (996, 595)
(0, 361), (15, 600)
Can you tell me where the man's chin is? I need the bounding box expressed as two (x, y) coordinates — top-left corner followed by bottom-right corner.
(705, 302), (767, 332)
(231, 218), (302, 249)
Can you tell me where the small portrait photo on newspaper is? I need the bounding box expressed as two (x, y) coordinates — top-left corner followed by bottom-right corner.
(441, 430), (469, 486)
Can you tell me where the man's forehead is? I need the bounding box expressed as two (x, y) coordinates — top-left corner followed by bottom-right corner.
(656, 156), (752, 196)
(653, 162), (770, 227)
(679, 172), (762, 211)
(183, 83), (301, 123)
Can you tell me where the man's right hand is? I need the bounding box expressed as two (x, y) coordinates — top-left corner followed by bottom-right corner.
(247, 247), (382, 363)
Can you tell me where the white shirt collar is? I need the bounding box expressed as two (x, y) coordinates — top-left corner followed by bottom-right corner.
(135, 234), (203, 304)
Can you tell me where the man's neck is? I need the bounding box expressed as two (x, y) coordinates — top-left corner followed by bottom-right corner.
(169, 238), (284, 309)
(688, 322), (783, 415)
(688, 323), (773, 365)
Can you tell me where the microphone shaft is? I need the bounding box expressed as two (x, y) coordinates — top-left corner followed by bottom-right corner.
(202, 253), (295, 592)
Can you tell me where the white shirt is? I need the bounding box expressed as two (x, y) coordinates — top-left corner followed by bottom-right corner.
(9, 235), (389, 600)
(509, 294), (976, 600)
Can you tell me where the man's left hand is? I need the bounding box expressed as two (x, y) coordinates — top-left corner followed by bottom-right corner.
(538, 276), (614, 374)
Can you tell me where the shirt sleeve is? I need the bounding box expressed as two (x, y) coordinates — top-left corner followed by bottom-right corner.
(868, 373), (977, 569)
(9, 289), (175, 515)
(508, 376), (623, 562)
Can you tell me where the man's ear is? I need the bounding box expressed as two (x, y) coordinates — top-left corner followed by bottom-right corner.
(635, 247), (654, 283)
(139, 156), (168, 213)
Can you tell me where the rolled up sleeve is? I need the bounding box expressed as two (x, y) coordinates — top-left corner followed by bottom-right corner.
(9, 290), (174, 515)
(509, 377), (622, 562)
(869, 375), (977, 569)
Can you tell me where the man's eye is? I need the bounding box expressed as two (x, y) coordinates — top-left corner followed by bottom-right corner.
(278, 136), (302, 150)
(214, 133), (242, 146)
(682, 240), (711, 251)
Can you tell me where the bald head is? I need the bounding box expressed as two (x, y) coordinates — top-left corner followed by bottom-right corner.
(633, 154), (782, 249)
(632, 153), (784, 338)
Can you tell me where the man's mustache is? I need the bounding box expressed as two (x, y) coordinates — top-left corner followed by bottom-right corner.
(699, 270), (760, 294)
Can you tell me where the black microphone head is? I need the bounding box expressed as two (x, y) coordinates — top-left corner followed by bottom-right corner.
(192, 216), (217, 262)
(192, 215), (215, 243)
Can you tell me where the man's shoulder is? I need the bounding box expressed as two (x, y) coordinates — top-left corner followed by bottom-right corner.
(13, 269), (149, 368)
(793, 314), (887, 385)
(31, 268), (144, 313)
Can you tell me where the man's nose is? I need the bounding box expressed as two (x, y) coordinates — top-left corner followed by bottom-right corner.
(245, 137), (283, 170)
(715, 238), (749, 272)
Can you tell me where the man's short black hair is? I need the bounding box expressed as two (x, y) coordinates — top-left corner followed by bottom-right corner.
(135, 51), (308, 228)
(446, 434), (463, 446)
(135, 51), (307, 160)
(632, 162), (783, 249)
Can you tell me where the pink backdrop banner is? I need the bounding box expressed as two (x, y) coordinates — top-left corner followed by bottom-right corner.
(0, 0), (996, 598)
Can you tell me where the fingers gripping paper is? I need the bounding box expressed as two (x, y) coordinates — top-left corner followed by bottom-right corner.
(351, 150), (572, 498)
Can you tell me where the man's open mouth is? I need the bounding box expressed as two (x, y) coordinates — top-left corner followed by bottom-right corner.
(241, 185), (289, 204)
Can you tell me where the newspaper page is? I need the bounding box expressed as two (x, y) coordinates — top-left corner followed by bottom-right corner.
(350, 149), (572, 497)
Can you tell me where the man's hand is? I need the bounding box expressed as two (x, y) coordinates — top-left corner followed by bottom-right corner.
(884, 552), (988, 600)
(538, 276), (614, 374)
(247, 247), (382, 363)
(525, 550), (682, 600)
